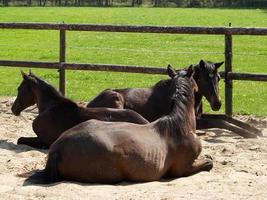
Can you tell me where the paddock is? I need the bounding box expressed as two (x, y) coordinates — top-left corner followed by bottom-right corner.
(0, 21), (267, 198)
(0, 97), (266, 199)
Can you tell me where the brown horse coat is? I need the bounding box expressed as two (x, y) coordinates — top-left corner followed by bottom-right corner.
(11, 72), (148, 148)
(87, 60), (224, 121)
(37, 66), (213, 183)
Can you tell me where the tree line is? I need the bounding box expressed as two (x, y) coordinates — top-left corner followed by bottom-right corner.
(1, 0), (267, 7)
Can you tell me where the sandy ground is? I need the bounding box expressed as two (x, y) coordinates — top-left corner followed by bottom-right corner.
(0, 97), (267, 200)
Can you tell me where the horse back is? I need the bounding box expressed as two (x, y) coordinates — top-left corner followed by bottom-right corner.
(49, 120), (170, 182)
(87, 89), (124, 109)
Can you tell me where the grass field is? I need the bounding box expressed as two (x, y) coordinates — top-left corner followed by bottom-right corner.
(0, 7), (267, 116)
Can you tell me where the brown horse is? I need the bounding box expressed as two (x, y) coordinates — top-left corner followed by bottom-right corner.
(11, 72), (149, 149)
(87, 60), (261, 138)
(26, 66), (213, 184)
(87, 60), (224, 121)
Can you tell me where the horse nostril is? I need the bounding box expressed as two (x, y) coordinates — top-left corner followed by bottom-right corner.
(212, 101), (222, 111)
(210, 97), (221, 111)
(11, 107), (19, 116)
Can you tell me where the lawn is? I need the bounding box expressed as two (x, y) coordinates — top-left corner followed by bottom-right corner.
(0, 7), (266, 116)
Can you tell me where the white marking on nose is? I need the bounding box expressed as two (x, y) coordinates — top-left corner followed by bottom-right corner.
(209, 73), (214, 78)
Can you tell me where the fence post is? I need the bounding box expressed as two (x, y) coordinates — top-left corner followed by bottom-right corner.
(59, 28), (66, 96)
(225, 23), (233, 116)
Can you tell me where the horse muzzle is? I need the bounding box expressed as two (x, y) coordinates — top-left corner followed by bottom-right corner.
(11, 101), (22, 116)
(210, 97), (222, 111)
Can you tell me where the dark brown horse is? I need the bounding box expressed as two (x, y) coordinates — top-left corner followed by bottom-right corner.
(87, 60), (261, 138)
(26, 66), (213, 184)
(11, 72), (149, 149)
(87, 60), (224, 121)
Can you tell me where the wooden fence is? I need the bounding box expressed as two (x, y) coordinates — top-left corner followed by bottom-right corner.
(0, 22), (267, 117)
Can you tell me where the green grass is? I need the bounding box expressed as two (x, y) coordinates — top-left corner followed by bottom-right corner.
(0, 7), (267, 116)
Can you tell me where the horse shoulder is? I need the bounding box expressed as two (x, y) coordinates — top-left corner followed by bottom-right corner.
(32, 112), (59, 146)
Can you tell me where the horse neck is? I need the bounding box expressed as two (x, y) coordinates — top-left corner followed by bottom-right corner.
(194, 91), (203, 114)
(31, 84), (66, 113)
(150, 79), (173, 102)
(154, 83), (196, 139)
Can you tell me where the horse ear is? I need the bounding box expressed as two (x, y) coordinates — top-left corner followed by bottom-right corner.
(199, 60), (205, 68)
(21, 70), (37, 84)
(29, 69), (37, 78)
(215, 61), (224, 69)
(186, 65), (194, 78)
(167, 64), (177, 78)
(21, 70), (29, 80)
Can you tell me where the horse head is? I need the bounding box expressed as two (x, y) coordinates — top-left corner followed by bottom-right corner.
(11, 71), (37, 116)
(194, 60), (223, 111)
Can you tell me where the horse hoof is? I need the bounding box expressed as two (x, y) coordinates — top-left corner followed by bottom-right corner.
(203, 159), (213, 172)
(17, 137), (25, 144)
(204, 154), (213, 160)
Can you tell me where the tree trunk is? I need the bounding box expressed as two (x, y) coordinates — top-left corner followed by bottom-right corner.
(3, 0), (9, 6)
(27, 0), (32, 6)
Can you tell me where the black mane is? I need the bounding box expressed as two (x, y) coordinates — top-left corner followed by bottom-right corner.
(30, 74), (76, 105)
(153, 78), (172, 88)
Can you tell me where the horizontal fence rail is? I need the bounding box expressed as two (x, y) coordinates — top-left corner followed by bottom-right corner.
(0, 60), (168, 74)
(2, 60), (267, 81)
(1, 23), (267, 35)
(1, 22), (267, 116)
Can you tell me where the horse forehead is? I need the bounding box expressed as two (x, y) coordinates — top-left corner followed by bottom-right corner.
(18, 80), (29, 89)
(177, 70), (187, 76)
(202, 65), (218, 78)
(205, 63), (216, 72)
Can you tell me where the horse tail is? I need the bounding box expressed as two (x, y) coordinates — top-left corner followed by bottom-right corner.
(45, 151), (61, 182)
(22, 152), (61, 185)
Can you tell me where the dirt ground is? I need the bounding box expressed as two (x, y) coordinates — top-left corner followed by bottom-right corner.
(0, 97), (267, 200)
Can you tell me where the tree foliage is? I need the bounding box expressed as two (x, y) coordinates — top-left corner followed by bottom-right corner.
(1, 0), (267, 8)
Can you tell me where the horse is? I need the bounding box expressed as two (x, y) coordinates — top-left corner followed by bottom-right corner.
(87, 60), (224, 121)
(26, 65), (213, 184)
(87, 60), (261, 138)
(11, 71), (149, 149)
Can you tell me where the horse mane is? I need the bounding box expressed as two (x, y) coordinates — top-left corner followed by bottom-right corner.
(156, 75), (195, 138)
(153, 78), (172, 89)
(30, 74), (77, 105)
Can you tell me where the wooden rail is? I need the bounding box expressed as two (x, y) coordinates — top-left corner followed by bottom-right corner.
(2, 60), (267, 81)
(1, 22), (267, 116)
(1, 23), (267, 35)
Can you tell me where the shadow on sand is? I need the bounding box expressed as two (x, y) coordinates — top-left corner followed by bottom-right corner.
(0, 139), (47, 154)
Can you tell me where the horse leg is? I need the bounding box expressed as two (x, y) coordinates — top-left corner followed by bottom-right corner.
(224, 116), (263, 136)
(169, 158), (213, 178)
(184, 158), (213, 176)
(197, 118), (258, 138)
(17, 137), (47, 149)
(200, 114), (262, 136)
